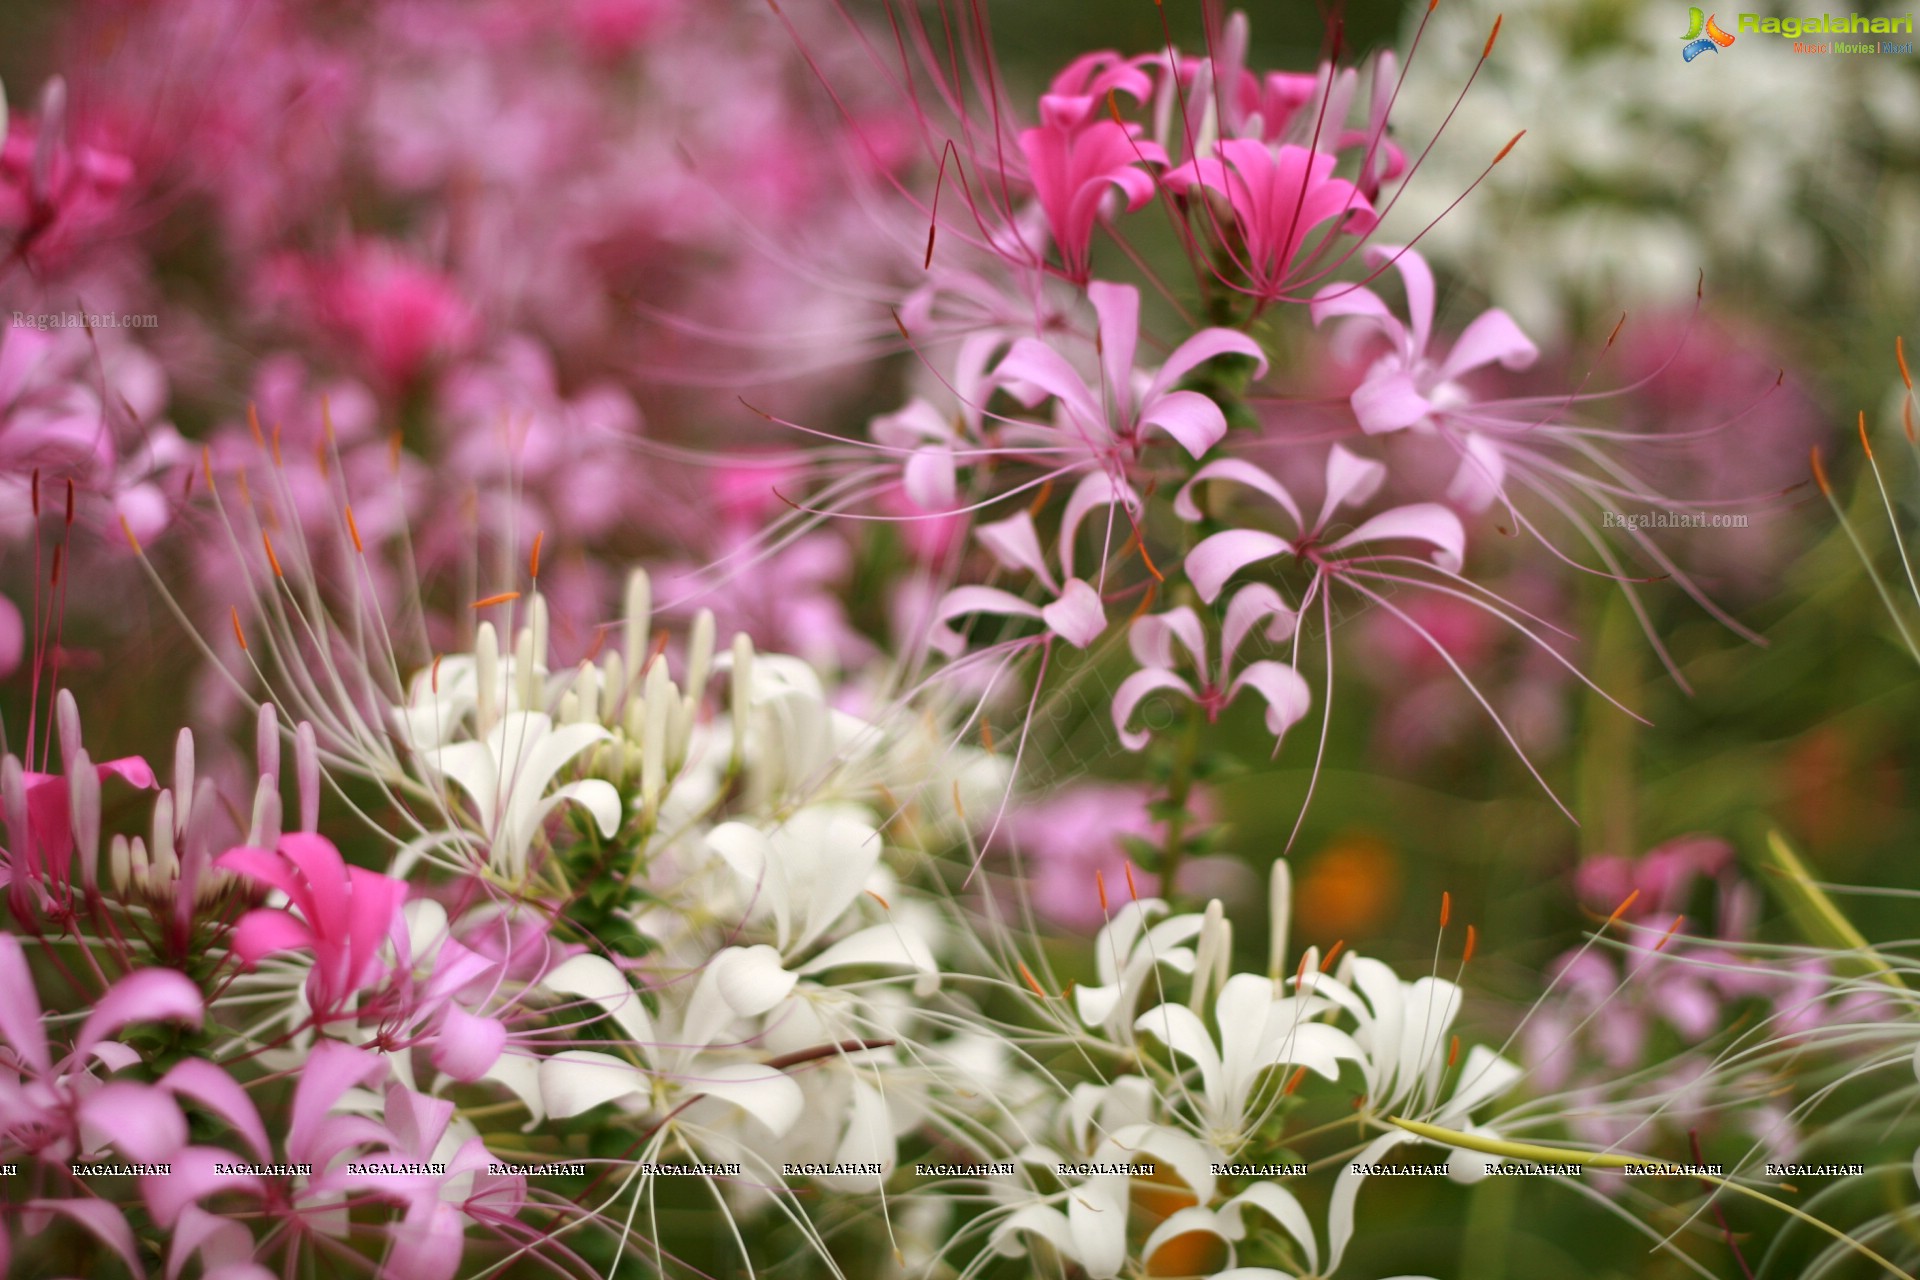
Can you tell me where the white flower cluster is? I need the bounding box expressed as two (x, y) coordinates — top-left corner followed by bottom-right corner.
(382, 571), (1008, 1203)
(1380, 0), (1920, 338)
(981, 865), (1524, 1280)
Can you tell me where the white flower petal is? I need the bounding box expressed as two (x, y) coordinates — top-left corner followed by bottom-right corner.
(539, 1050), (643, 1119)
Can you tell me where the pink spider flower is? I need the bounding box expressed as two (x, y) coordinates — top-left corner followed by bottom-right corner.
(1165, 139), (1377, 300)
(264, 239), (478, 390)
(1181, 445), (1466, 604)
(1310, 244), (1538, 510)
(1112, 584), (1309, 751)
(147, 1042), (526, 1280)
(869, 329), (1004, 514)
(992, 279), (1268, 472)
(929, 472), (1135, 656)
(1017, 96), (1167, 282)
(216, 833), (408, 1025)
(0, 934), (203, 1173)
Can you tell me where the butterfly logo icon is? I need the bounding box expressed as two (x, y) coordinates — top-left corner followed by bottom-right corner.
(1682, 7), (1736, 59)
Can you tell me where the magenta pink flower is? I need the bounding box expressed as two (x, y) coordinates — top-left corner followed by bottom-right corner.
(1166, 140), (1377, 297)
(265, 239), (477, 389)
(993, 279), (1268, 469)
(1112, 585), (1308, 751)
(217, 833), (408, 1023)
(0, 78), (135, 276)
(1017, 97), (1166, 281)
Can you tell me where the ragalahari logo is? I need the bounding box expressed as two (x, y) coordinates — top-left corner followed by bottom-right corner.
(1682, 7), (1737, 58)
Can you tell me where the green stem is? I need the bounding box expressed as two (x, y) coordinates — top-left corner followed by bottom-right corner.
(1157, 708), (1204, 907)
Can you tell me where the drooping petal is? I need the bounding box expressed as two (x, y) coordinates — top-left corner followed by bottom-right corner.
(1058, 471), (1141, 581)
(541, 954), (655, 1044)
(687, 1062), (804, 1137)
(798, 923), (938, 976)
(1132, 1002), (1224, 1112)
(1138, 388), (1230, 458)
(902, 446), (958, 510)
(1041, 578), (1107, 648)
(79, 1082), (188, 1163)
(992, 337), (1102, 427)
(74, 967), (204, 1063)
(1219, 1182), (1320, 1276)
(975, 510), (1058, 586)
(1228, 661), (1313, 744)
(161, 1061), (270, 1163)
(1329, 503), (1466, 573)
(1436, 307), (1538, 383)
(1445, 432), (1508, 512)
(1185, 530), (1292, 603)
(1111, 669), (1195, 750)
(1127, 605), (1209, 677)
(928, 586), (1045, 658)
(1147, 328), (1270, 405)
(1172, 458), (1303, 528)
(1221, 584), (1298, 663)
(539, 1050), (642, 1119)
(0, 934), (50, 1074)
(1327, 1130), (1412, 1275)
(27, 1198), (141, 1277)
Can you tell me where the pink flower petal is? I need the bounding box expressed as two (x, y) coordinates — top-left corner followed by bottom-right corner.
(1185, 529), (1292, 603)
(431, 1007), (508, 1083)
(1040, 578), (1107, 648)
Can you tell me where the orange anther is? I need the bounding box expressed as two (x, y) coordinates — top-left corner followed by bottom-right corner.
(345, 504), (364, 554)
(1810, 446), (1830, 496)
(472, 591), (522, 609)
(1321, 939), (1346, 972)
(230, 607), (247, 653)
(1017, 960), (1049, 999)
(1605, 889), (1641, 927)
(262, 531), (283, 578)
(529, 531), (545, 580)
(1463, 924), (1478, 965)
(1440, 891), (1452, 928)
(1483, 14), (1503, 58)
(1653, 915), (1686, 953)
(1494, 129), (1524, 164)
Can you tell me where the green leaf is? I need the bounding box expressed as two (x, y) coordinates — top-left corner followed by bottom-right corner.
(1752, 829), (1909, 997)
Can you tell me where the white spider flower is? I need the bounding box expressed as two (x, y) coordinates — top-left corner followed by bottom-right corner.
(531, 949), (805, 1137)
(1134, 972), (1364, 1142)
(1073, 898), (1206, 1043)
(424, 710), (622, 883)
